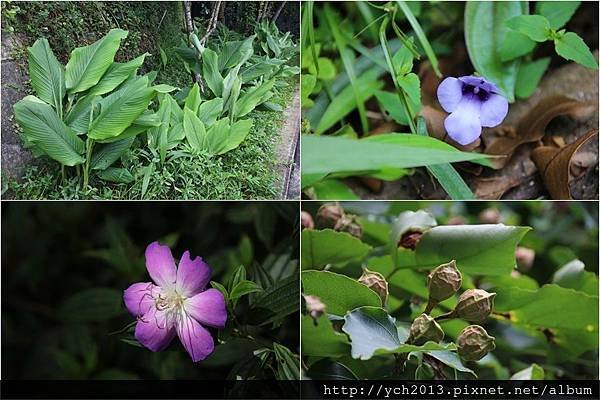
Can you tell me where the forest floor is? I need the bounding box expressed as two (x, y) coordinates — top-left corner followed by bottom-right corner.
(276, 88), (301, 199)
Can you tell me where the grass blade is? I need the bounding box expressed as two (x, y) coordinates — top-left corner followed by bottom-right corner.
(416, 117), (475, 199)
(396, 0), (442, 77)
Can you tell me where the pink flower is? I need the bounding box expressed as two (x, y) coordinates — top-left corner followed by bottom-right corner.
(123, 242), (227, 362)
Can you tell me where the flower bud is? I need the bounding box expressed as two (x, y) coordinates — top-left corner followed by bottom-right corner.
(427, 260), (462, 303)
(398, 231), (422, 250)
(457, 325), (495, 361)
(316, 202), (345, 229)
(408, 314), (444, 345)
(454, 289), (496, 323)
(334, 214), (363, 239)
(358, 268), (388, 305)
(515, 247), (535, 272)
(478, 208), (501, 224)
(301, 211), (315, 229)
(304, 295), (326, 320)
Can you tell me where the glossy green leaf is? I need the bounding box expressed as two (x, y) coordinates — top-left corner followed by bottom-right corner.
(273, 343), (299, 380)
(184, 83), (202, 114)
(197, 98), (224, 127)
(65, 94), (95, 134)
(536, 1), (580, 30)
(301, 315), (351, 357)
(65, 28), (128, 94)
(499, 30), (536, 62)
(301, 229), (372, 269)
(515, 57), (551, 99)
(464, 1), (526, 101)
(59, 288), (124, 322)
(97, 167), (134, 184)
(206, 118), (230, 155)
(217, 118), (253, 155)
(202, 48), (224, 97)
(183, 108), (207, 152)
(27, 38), (65, 114)
(251, 275), (299, 326)
(302, 270), (381, 316)
(13, 96), (85, 166)
(426, 350), (476, 376)
(88, 53), (148, 96)
(218, 36), (255, 71)
(307, 359), (358, 380)
(554, 32), (599, 70)
(234, 79), (276, 119)
(552, 259), (598, 296)
(90, 137), (135, 170)
(505, 15), (550, 42)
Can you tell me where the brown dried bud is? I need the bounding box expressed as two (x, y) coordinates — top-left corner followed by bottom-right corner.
(478, 208), (501, 224)
(301, 211), (315, 229)
(408, 314), (444, 345)
(316, 202), (345, 229)
(515, 247), (535, 272)
(304, 295), (326, 320)
(457, 325), (496, 361)
(398, 231), (423, 250)
(427, 260), (462, 303)
(358, 268), (388, 305)
(334, 214), (363, 239)
(454, 289), (496, 323)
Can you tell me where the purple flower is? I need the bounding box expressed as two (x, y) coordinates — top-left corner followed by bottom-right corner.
(437, 75), (508, 145)
(123, 242), (227, 362)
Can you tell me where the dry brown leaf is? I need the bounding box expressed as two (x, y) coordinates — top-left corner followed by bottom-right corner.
(473, 176), (526, 199)
(531, 129), (598, 199)
(484, 95), (595, 169)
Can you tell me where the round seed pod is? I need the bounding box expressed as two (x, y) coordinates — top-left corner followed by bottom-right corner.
(454, 289), (496, 323)
(334, 214), (363, 239)
(457, 325), (496, 361)
(427, 260), (462, 302)
(408, 313), (445, 345)
(358, 268), (389, 305)
(316, 202), (345, 229)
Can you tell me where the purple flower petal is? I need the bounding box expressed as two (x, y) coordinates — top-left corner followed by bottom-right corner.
(176, 251), (212, 297)
(444, 96), (482, 145)
(176, 313), (214, 362)
(458, 75), (499, 94)
(145, 242), (177, 289)
(479, 93), (509, 127)
(123, 282), (159, 317)
(135, 306), (176, 351)
(437, 77), (463, 113)
(185, 288), (228, 328)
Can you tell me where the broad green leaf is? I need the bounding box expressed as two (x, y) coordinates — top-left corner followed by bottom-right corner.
(302, 315), (351, 358)
(13, 96), (85, 166)
(218, 118), (253, 155)
(183, 108), (207, 152)
(392, 42), (414, 75)
(88, 78), (155, 140)
(184, 83), (202, 114)
(251, 275), (299, 326)
(90, 137), (135, 170)
(273, 343), (299, 380)
(315, 68), (383, 134)
(218, 36), (255, 71)
(301, 74), (317, 107)
(59, 288), (123, 322)
(202, 48), (223, 97)
(301, 134), (491, 187)
(301, 229), (372, 269)
(499, 30), (536, 62)
(307, 57), (336, 80)
(133, 111), (161, 127)
(374, 90), (412, 125)
(426, 350), (476, 376)
(311, 179), (360, 200)
(307, 359), (358, 380)
(97, 167), (134, 183)
(241, 59), (284, 83)
(515, 57), (551, 99)
(157, 96), (172, 164)
(234, 79), (276, 119)
(342, 306), (453, 360)
(536, 1), (580, 30)
(197, 98), (224, 127)
(151, 84), (178, 93)
(554, 32), (599, 70)
(222, 65), (242, 112)
(168, 122), (185, 144)
(505, 15), (550, 42)
(65, 28), (128, 94)
(552, 259), (598, 296)
(390, 209), (437, 244)
(65, 94), (95, 134)
(95, 123), (147, 144)
(464, 1), (526, 101)
(412, 224), (531, 275)
(510, 363), (544, 380)
(88, 53), (148, 96)
(229, 280), (263, 307)
(302, 270), (381, 317)
(28, 38), (65, 114)
(206, 118), (230, 155)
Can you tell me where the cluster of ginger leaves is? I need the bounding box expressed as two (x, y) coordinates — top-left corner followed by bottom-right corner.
(300, 201), (598, 380)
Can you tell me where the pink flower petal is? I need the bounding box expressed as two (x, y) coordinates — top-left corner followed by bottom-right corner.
(145, 242), (177, 289)
(135, 306), (176, 352)
(123, 282), (159, 317)
(176, 313), (215, 362)
(185, 288), (228, 328)
(176, 251), (212, 297)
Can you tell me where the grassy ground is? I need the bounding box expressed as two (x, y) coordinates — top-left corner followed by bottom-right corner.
(2, 1), (299, 200)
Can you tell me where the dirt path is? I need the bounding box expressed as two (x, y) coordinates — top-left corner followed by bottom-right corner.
(1, 33), (33, 183)
(275, 88), (300, 199)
